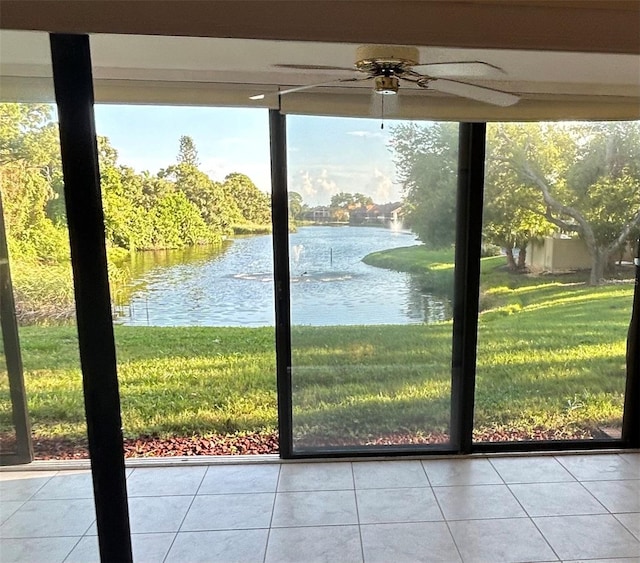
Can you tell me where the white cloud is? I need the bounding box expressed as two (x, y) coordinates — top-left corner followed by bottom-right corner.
(290, 169), (343, 205)
(315, 169), (339, 197)
(346, 130), (385, 139)
(365, 168), (397, 203)
(296, 170), (317, 200)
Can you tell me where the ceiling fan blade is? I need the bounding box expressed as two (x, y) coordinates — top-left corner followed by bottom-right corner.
(273, 63), (356, 72)
(425, 78), (520, 107)
(411, 61), (505, 77)
(250, 76), (372, 100)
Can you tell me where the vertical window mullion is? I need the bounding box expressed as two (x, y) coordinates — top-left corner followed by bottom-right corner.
(269, 109), (293, 458)
(450, 122), (486, 454)
(50, 33), (132, 562)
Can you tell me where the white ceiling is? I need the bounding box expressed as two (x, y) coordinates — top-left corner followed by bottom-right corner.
(1, 30), (639, 119)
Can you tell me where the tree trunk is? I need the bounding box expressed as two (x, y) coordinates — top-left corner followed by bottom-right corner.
(517, 246), (527, 270)
(590, 248), (608, 285)
(505, 247), (517, 271)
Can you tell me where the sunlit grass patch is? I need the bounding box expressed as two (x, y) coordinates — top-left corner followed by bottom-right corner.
(0, 246), (633, 446)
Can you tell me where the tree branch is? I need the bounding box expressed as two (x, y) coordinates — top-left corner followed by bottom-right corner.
(543, 207), (580, 234)
(607, 209), (640, 254)
(518, 158), (598, 252)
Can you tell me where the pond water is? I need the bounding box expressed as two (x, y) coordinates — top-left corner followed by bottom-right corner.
(114, 226), (451, 327)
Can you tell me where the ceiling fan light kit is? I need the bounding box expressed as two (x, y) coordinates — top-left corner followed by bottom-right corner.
(374, 75), (399, 95)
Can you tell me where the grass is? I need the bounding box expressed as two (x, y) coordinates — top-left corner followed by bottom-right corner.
(0, 244), (633, 445)
(363, 246), (457, 294)
(363, 245), (631, 438)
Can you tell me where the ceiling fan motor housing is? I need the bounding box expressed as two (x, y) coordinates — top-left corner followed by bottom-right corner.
(355, 44), (420, 77)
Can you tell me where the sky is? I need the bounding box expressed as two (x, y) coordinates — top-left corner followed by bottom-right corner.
(93, 105), (409, 207)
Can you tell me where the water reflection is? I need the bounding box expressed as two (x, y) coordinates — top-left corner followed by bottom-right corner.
(114, 226), (451, 327)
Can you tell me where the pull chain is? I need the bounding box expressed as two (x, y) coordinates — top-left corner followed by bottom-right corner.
(380, 94), (385, 130)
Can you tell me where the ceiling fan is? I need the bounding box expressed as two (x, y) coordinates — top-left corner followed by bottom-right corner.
(250, 45), (520, 107)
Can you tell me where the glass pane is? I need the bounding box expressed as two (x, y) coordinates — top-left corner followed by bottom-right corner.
(0, 30), (87, 460)
(92, 102), (277, 458)
(474, 121), (638, 443)
(288, 116), (457, 452)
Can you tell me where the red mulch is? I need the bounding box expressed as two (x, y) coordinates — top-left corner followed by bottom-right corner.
(16, 433), (280, 460)
(0, 426), (598, 461)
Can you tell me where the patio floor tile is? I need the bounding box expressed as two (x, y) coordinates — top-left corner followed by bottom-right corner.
(0, 498), (95, 538)
(0, 537), (80, 563)
(165, 529), (269, 563)
(448, 517), (558, 562)
(356, 486), (443, 524)
(434, 484), (527, 520)
(265, 525), (362, 563)
(65, 532), (175, 563)
(508, 481), (607, 517)
(360, 521), (461, 562)
(277, 462), (353, 491)
(181, 492), (274, 531)
(581, 479), (640, 513)
(199, 463), (280, 494)
(352, 460), (429, 489)
(489, 456), (575, 484)
(126, 466), (206, 497)
(533, 513), (640, 560)
(271, 490), (358, 527)
(422, 458), (502, 486)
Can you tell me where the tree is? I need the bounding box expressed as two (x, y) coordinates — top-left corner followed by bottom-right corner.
(353, 193), (374, 207)
(288, 191), (304, 221)
(222, 173), (271, 226)
(484, 124), (554, 270)
(161, 138), (239, 236)
(0, 103), (67, 263)
(500, 122), (640, 284)
(390, 122), (458, 248)
(150, 191), (213, 248)
(330, 192), (355, 209)
(177, 135), (199, 167)
(391, 120), (640, 283)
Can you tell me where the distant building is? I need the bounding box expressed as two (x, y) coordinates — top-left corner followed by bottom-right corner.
(304, 206), (331, 222)
(349, 202), (403, 226)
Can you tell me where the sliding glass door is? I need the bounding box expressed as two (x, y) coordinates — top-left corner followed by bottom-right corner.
(284, 116), (459, 453)
(474, 121), (639, 446)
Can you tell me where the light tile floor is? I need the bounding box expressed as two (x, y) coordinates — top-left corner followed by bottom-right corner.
(0, 453), (638, 562)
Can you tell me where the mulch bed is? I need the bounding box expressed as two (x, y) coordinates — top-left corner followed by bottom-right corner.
(1, 426), (599, 461)
(21, 433), (280, 460)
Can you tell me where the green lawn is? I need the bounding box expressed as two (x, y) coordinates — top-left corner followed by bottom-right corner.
(0, 245), (632, 445)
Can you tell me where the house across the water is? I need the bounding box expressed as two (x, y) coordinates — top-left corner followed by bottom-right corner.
(349, 202), (403, 226)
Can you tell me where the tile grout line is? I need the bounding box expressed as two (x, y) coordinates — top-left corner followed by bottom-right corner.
(351, 462), (366, 563)
(420, 460), (465, 563)
(61, 535), (86, 563)
(551, 453), (639, 483)
(262, 462), (282, 563)
(575, 476), (619, 515)
(490, 459), (563, 561)
(499, 479), (563, 561)
(438, 459), (559, 561)
(612, 512), (640, 541)
(160, 466), (209, 563)
(2, 471), (58, 507)
(0, 500), (25, 526)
